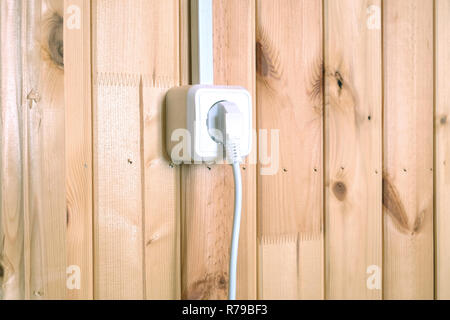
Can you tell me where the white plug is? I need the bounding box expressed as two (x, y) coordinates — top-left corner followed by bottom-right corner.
(207, 101), (243, 163)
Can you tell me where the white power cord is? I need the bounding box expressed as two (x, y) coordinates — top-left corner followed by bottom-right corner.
(227, 142), (242, 300)
(207, 101), (243, 300)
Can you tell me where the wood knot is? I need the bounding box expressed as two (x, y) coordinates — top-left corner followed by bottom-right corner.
(335, 71), (344, 91)
(332, 181), (347, 201)
(33, 290), (44, 297)
(183, 272), (228, 300)
(308, 59), (324, 103)
(383, 175), (410, 234)
(255, 30), (281, 81)
(146, 233), (160, 246)
(256, 42), (269, 77)
(441, 115), (447, 125)
(49, 15), (63, 67)
(27, 90), (41, 103)
(43, 12), (64, 68)
(218, 275), (227, 289)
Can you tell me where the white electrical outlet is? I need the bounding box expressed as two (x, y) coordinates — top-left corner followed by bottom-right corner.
(166, 85), (252, 164)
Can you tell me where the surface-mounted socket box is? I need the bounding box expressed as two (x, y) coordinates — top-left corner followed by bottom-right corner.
(166, 85), (252, 163)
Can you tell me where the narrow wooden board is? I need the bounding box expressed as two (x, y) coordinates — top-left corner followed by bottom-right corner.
(140, 0), (180, 300)
(93, 74), (143, 299)
(64, 0), (93, 299)
(324, 0), (382, 299)
(436, 0), (450, 300)
(143, 82), (181, 299)
(92, 0), (181, 299)
(256, 0), (324, 300)
(21, 0), (42, 301)
(383, 0), (434, 300)
(0, 0), (25, 300)
(18, 1), (68, 300)
(93, 0), (143, 299)
(181, 0), (256, 300)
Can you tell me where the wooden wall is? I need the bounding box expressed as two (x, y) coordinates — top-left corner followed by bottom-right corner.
(0, 0), (449, 300)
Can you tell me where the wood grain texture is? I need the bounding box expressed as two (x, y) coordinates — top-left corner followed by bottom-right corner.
(0, 0), (445, 301)
(92, 0), (181, 299)
(15, 0), (68, 300)
(0, 0), (25, 300)
(436, 0), (450, 300)
(28, 1), (67, 299)
(324, 0), (382, 299)
(383, 0), (434, 299)
(143, 83), (180, 300)
(93, 0), (143, 299)
(21, 0), (42, 301)
(64, 0), (93, 299)
(256, 0), (324, 300)
(140, 0), (180, 300)
(181, 0), (256, 300)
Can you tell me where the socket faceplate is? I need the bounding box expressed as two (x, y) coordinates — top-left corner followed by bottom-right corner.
(166, 85), (252, 163)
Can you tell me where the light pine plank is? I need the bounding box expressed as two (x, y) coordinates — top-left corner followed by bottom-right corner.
(92, 0), (181, 299)
(324, 0), (382, 299)
(94, 74), (143, 299)
(21, 0), (42, 301)
(259, 236), (298, 298)
(182, 0), (256, 300)
(31, 1), (67, 299)
(383, 0), (434, 300)
(20, 0), (67, 299)
(64, 0), (93, 299)
(93, 0), (144, 299)
(0, 0), (25, 300)
(140, 0), (180, 300)
(436, 0), (450, 300)
(143, 84), (180, 299)
(256, 0), (324, 300)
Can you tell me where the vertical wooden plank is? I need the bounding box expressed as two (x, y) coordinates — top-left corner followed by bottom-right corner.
(22, 0), (45, 301)
(92, 0), (180, 299)
(94, 74), (142, 299)
(324, 0), (382, 299)
(256, 0), (323, 300)
(93, 0), (143, 299)
(383, 0), (434, 300)
(182, 0), (256, 300)
(26, 0), (67, 299)
(436, 0), (450, 300)
(64, 0), (93, 299)
(0, 0), (25, 300)
(143, 84), (180, 300)
(141, 0), (180, 300)
(21, 0), (68, 300)
(22, 8), (39, 294)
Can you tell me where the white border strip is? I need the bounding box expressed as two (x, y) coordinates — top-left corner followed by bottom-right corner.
(191, 0), (214, 85)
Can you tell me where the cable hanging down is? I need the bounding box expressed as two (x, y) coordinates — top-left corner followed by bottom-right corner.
(227, 141), (242, 300)
(207, 100), (243, 300)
